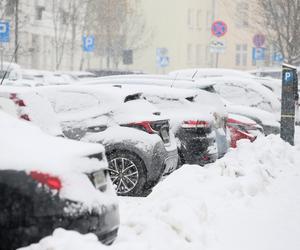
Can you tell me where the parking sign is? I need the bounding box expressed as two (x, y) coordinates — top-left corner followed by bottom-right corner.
(82, 35), (95, 52)
(0, 21), (10, 43)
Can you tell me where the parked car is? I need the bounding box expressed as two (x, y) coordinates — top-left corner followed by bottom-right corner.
(193, 76), (281, 114)
(2, 69), (45, 87)
(0, 61), (21, 81)
(36, 85), (178, 196)
(0, 86), (63, 136)
(109, 84), (219, 165)
(59, 71), (98, 81)
(169, 68), (254, 79)
(77, 75), (230, 158)
(0, 110), (119, 249)
(227, 114), (263, 148)
(224, 101), (280, 135)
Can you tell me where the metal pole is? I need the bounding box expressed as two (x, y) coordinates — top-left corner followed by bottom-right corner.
(280, 63), (297, 145)
(0, 43), (3, 72)
(215, 52), (219, 68)
(14, 0), (19, 63)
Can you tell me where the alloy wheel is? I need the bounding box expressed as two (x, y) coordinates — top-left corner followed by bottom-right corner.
(108, 157), (139, 194)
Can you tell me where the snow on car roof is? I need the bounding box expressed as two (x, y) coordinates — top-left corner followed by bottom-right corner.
(169, 68), (254, 79)
(195, 76), (281, 112)
(36, 84), (165, 125)
(0, 110), (115, 209)
(79, 74), (215, 89)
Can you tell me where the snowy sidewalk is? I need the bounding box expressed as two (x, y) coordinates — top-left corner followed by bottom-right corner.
(21, 133), (300, 250)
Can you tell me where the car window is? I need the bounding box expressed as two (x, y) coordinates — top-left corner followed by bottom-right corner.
(49, 91), (101, 113)
(216, 83), (273, 111)
(145, 95), (186, 110)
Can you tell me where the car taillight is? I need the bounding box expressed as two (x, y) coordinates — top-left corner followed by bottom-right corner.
(9, 93), (26, 107)
(20, 114), (31, 121)
(30, 171), (62, 190)
(125, 121), (155, 134)
(181, 120), (210, 128)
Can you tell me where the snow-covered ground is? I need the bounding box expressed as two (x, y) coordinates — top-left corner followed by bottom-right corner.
(21, 130), (300, 250)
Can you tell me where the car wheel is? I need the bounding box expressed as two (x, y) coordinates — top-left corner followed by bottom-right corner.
(107, 151), (147, 196)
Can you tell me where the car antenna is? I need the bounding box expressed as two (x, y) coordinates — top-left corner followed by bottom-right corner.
(0, 43), (19, 85)
(191, 69), (198, 79)
(171, 72), (179, 87)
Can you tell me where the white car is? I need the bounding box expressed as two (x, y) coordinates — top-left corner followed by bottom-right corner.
(0, 86), (62, 136)
(193, 76), (281, 114)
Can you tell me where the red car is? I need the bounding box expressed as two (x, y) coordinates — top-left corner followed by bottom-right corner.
(227, 114), (263, 148)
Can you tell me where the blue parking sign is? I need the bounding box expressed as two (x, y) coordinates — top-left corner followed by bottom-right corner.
(83, 35), (95, 52)
(0, 21), (10, 43)
(252, 47), (265, 61)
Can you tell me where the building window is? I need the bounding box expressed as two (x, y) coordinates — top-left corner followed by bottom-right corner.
(236, 44), (248, 66)
(196, 44), (201, 65)
(187, 9), (193, 28)
(35, 6), (45, 20)
(236, 2), (249, 28)
(187, 44), (193, 64)
(206, 10), (212, 30)
(196, 10), (202, 29)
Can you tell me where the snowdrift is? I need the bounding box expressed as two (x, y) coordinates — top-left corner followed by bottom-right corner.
(21, 135), (300, 250)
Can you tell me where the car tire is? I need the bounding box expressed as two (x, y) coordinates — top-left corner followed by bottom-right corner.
(106, 150), (147, 196)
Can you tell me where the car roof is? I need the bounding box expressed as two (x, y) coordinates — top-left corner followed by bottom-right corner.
(80, 74), (215, 89)
(35, 84), (143, 103)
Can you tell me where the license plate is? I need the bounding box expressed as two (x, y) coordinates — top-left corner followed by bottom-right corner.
(160, 127), (170, 143)
(92, 170), (106, 189)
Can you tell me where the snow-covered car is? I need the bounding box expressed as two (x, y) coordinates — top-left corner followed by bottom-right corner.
(79, 73), (214, 90)
(36, 85), (178, 196)
(0, 110), (119, 249)
(0, 86), (63, 136)
(194, 76), (281, 114)
(80, 76), (230, 158)
(225, 102), (280, 135)
(2, 69), (45, 87)
(109, 84), (219, 165)
(60, 71), (98, 81)
(227, 114), (263, 148)
(169, 68), (256, 79)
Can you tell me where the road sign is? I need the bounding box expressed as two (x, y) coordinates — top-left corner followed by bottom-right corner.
(156, 48), (169, 68)
(273, 52), (284, 63)
(211, 21), (228, 38)
(253, 34), (265, 48)
(252, 47), (265, 61)
(0, 21), (10, 43)
(281, 64), (298, 145)
(82, 35), (95, 52)
(210, 40), (226, 54)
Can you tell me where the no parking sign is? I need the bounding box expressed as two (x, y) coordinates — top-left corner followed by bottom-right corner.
(211, 20), (228, 38)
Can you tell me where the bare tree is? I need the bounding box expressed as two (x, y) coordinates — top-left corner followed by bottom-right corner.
(51, 0), (72, 70)
(256, 0), (300, 64)
(89, 0), (152, 69)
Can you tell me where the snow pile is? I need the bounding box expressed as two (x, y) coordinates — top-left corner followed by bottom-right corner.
(21, 135), (300, 250)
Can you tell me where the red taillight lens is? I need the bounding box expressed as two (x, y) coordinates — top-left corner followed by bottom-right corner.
(20, 114), (31, 121)
(9, 93), (26, 107)
(182, 120), (210, 128)
(126, 121), (154, 134)
(30, 171), (62, 190)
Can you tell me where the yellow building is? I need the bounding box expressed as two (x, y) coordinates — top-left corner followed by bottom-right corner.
(127, 0), (215, 73)
(126, 0), (274, 73)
